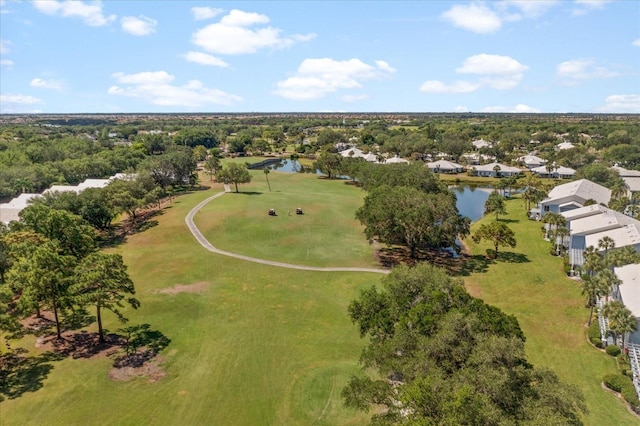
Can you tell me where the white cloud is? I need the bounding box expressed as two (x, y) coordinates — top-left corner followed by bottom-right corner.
(274, 58), (396, 100)
(108, 71), (242, 107)
(633, 39), (640, 47)
(483, 104), (541, 113)
(498, 0), (559, 19)
(0, 59), (14, 68)
(456, 53), (528, 75)
(453, 105), (470, 112)
(0, 38), (11, 54)
(30, 78), (63, 90)
(32, 0), (116, 27)
(121, 15), (157, 36)
(441, 3), (502, 34)
(556, 59), (618, 84)
(191, 6), (223, 21)
(419, 80), (480, 94)
(421, 53), (528, 93)
(183, 51), (229, 67)
(341, 94), (369, 103)
(572, 0), (612, 16)
(597, 94), (640, 113)
(191, 9), (315, 55)
(0, 94), (42, 114)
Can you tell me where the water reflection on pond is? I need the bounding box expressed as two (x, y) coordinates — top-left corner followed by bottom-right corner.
(450, 185), (493, 223)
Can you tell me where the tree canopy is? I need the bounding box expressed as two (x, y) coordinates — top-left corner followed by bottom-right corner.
(343, 264), (586, 425)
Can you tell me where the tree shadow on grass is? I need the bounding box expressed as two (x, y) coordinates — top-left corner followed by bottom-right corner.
(498, 218), (521, 224)
(496, 251), (530, 263)
(0, 349), (64, 401)
(233, 191), (263, 195)
(113, 324), (171, 368)
(375, 246), (492, 276)
(456, 254), (494, 276)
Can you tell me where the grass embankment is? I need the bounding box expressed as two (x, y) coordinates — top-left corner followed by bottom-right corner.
(464, 197), (638, 425)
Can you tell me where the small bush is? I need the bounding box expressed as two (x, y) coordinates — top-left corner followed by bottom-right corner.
(622, 383), (640, 408)
(603, 374), (624, 392)
(590, 337), (603, 348)
(587, 321), (601, 340)
(606, 345), (621, 357)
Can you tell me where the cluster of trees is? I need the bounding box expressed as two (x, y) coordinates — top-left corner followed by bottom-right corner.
(580, 243), (640, 345)
(343, 264), (587, 424)
(353, 162), (470, 257)
(0, 206), (138, 343)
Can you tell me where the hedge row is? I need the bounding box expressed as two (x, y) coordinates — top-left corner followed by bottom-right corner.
(603, 374), (640, 408)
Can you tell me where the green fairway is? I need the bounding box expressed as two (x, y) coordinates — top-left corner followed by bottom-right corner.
(2, 173), (638, 425)
(464, 197), (638, 425)
(0, 182), (376, 425)
(195, 169), (378, 267)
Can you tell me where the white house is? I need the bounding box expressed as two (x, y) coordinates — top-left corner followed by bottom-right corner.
(0, 193), (41, 224)
(384, 155), (410, 165)
(612, 165), (640, 199)
(473, 162), (522, 178)
(43, 185), (82, 195)
(471, 139), (492, 149)
(531, 164), (576, 179)
(556, 141), (576, 150)
(517, 154), (546, 169)
(613, 263), (640, 347)
(538, 179), (611, 217)
(426, 159), (464, 174)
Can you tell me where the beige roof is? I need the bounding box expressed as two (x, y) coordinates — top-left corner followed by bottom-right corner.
(427, 159), (463, 170)
(474, 162), (522, 173)
(569, 208), (637, 234)
(561, 204), (609, 221)
(614, 263), (640, 317)
(585, 223), (640, 251)
(545, 179), (611, 205)
(612, 165), (640, 177)
(531, 165), (576, 175)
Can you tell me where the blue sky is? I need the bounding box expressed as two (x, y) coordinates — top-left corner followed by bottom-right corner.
(1, 0), (639, 114)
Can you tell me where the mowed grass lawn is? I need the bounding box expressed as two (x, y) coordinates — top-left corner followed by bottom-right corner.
(464, 197), (638, 425)
(0, 175), (379, 425)
(196, 169), (378, 267)
(3, 171), (637, 425)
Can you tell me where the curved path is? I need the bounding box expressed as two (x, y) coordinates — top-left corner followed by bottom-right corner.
(185, 191), (389, 274)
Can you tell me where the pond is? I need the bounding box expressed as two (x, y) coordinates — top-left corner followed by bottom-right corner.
(263, 159), (494, 223)
(450, 185), (493, 222)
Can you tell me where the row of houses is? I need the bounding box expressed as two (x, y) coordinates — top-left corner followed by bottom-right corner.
(0, 173), (133, 224)
(534, 178), (640, 400)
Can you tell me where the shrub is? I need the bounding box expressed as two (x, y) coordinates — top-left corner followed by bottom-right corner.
(587, 321), (601, 341)
(606, 345), (621, 357)
(622, 383), (640, 408)
(590, 337), (603, 348)
(603, 374), (624, 392)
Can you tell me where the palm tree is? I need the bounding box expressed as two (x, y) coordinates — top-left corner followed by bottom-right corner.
(493, 164), (501, 178)
(542, 212), (565, 239)
(581, 274), (609, 325)
(582, 246), (603, 277)
(601, 300), (636, 349)
(596, 269), (622, 302)
(604, 246), (640, 269)
(550, 226), (570, 256)
(597, 236), (615, 256)
(263, 167), (271, 192)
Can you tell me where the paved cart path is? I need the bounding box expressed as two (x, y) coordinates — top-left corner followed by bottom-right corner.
(185, 191), (390, 274)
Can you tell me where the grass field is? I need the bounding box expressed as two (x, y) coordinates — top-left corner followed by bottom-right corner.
(1, 170), (637, 425)
(464, 198), (638, 424)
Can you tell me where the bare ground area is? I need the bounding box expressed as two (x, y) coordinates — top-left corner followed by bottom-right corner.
(109, 356), (166, 383)
(157, 281), (210, 295)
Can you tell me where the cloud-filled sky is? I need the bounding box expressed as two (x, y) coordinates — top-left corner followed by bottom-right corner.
(1, 0), (638, 113)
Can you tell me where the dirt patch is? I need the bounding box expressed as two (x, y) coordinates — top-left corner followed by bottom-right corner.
(158, 281), (210, 295)
(109, 356), (166, 383)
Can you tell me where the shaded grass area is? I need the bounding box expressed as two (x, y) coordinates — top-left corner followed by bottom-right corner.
(463, 197), (638, 425)
(0, 180), (373, 426)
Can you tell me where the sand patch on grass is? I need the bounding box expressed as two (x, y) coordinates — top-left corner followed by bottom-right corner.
(157, 282), (210, 295)
(109, 356), (166, 383)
